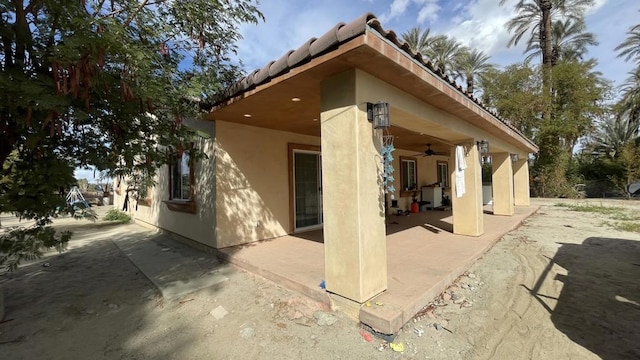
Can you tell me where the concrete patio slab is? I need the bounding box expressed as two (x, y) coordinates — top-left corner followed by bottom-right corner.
(219, 205), (539, 334)
(217, 233), (329, 305)
(112, 226), (229, 300)
(362, 205), (539, 333)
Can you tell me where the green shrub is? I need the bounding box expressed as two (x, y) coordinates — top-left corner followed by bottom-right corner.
(103, 209), (131, 223)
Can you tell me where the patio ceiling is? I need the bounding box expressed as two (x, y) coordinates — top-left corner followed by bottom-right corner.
(205, 44), (456, 153)
(206, 15), (538, 155)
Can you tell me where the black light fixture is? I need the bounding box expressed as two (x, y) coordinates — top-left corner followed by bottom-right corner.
(476, 139), (490, 154)
(367, 102), (390, 129)
(510, 153), (519, 162)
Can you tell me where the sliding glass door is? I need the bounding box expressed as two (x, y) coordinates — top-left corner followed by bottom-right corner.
(293, 151), (323, 231)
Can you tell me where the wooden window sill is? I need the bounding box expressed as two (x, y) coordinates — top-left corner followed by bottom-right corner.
(163, 200), (197, 214)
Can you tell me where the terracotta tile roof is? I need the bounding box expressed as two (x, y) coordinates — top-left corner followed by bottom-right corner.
(215, 13), (537, 151)
(223, 13), (376, 98)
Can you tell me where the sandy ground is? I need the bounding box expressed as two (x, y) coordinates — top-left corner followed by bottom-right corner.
(1, 199), (640, 359)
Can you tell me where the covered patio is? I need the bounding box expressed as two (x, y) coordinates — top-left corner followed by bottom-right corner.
(218, 205), (538, 334)
(208, 13), (539, 334)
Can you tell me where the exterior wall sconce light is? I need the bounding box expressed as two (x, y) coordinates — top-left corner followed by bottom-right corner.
(510, 153), (519, 162)
(476, 139), (490, 154)
(367, 102), (390, 129)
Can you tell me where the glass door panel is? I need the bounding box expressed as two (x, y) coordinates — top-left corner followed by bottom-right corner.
(294, 152), (322, 230)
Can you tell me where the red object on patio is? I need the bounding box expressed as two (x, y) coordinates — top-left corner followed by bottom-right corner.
(411, 201), (419, 213)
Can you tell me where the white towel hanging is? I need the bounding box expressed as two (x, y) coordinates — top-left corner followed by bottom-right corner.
(455, 145), (466, 198)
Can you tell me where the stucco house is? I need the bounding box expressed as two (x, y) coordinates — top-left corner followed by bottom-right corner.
(114, 13), (537, 308)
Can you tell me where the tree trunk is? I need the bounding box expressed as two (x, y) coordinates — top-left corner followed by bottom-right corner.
(0, 120), (17, 169)
(540, 0), (553, 120)
(467, 75), (474, 95)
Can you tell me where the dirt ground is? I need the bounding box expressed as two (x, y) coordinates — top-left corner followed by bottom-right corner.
(1, 199), (640, 359)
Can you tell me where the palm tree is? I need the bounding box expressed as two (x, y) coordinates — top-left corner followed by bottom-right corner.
(500, 0), (595, 68)
(500, 0), (595, 119)
(618, 68), (640, 126)
(455, 49), (495, 95)
(615, 22), (640, 65)
(616, 20), (640, 127)
(524, 18), (598, 65)
(587, 115), (638, 158)
(424, 35), (465, 78)
(400, 26), (434, 55)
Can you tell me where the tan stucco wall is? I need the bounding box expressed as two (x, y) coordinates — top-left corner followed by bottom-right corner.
(513, 159), (531, 206)
(321, 69), (387, 302)
(113, 119), (322, 249)
(491, 152), (515, 216)
(214, 120), (320, 248)
(113, 118), (217, 248)
(449, 142), (484, 236)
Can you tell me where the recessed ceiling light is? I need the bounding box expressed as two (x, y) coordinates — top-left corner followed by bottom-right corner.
(291, 97), (301, 102)
(243, 114), (252, 118)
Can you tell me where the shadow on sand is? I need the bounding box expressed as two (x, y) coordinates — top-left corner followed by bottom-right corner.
(526, 237), (640, 359)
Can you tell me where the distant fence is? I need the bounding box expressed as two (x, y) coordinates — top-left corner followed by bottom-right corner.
(584, 180), (626, 199)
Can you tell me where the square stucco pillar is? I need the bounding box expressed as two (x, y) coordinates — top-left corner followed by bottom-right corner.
(513, 159), (530, 206)
(450, 143), (484, 236)
(320, 70), (387, 303)
(491, 152), (515, 216)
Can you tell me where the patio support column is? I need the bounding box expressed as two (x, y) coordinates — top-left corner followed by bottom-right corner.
(450, 142), (484, 236)
(491, 152), (515, 216)
(319, 69), (387, 303)
(513, 159), (530, 206)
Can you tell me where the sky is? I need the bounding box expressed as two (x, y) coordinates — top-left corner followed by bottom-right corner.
(234, 0), (638, 87)
(75, 0), (638, 182)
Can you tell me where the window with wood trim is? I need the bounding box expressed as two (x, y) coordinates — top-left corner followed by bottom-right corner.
(400, 156), (418, 196)
(164, 146), (196, 214)
(437, 161), (449, 188)
(170, 150), (192, 201)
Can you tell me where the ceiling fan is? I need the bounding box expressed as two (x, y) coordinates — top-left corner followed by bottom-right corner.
(414, 144), (448, 157)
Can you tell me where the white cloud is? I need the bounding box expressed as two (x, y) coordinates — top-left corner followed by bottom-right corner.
(380, 0), (441, 25)
(379, 0), (411, 23)
(417, 1), (441, 23)
(443, 0), (519, 56)
(452, 2), (465, 12)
